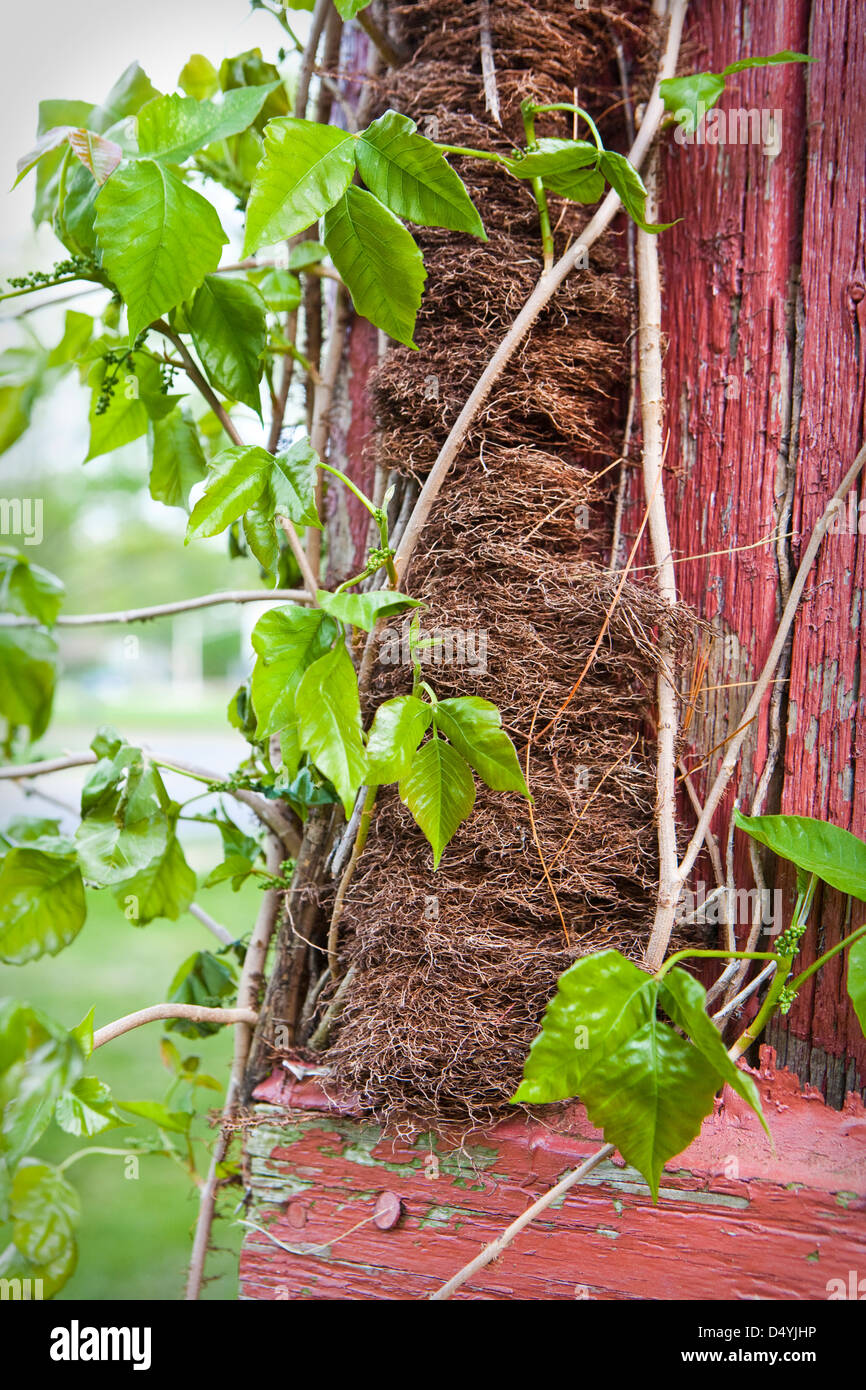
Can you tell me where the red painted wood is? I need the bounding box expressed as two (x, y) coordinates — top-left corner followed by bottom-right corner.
(630, 0), (866, 1082)
(239, 1049), (866, 1301)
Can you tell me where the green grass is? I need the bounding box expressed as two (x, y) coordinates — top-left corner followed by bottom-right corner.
(0, 878), (262, 1301)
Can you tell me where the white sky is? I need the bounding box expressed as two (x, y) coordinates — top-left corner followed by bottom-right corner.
(1, 0), (306, 264)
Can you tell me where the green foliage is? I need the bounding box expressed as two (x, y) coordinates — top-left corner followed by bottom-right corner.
(514, 950), (765, 1199)
(0, 627), (58, 741)
(165, 951), (237, 1038)
(433, 697), (529, 795)
(355, 111), (486, 237)
(250, 604), (340, 739)
(295, 642), (367, 818)
(660, 51), (812, 133)
(0, 550), (65, 626)
(316, 587), (422, 631)
(847, 937), (866, 1038)
(398, 735), (476, 869)
(0, 848), (86, 965)
(324, 186), (427, 348)
(148, 407), (208, 511)
(244, 118), (356, 252)
(95, 160), (227, 340)
(187, 275), (267, 416)
(734, 811), (866, 903)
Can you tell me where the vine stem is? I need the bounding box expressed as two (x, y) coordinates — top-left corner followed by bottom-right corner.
(646, 439), (866, 968)
(185, 833), (285, 1301)
(637, 155), (680, 973)
(428, 1144), (615, 1300)
(328, 785), (377, 978)
(0, 589), (309, 627)
(306, 288), (351, 584)
(151, 320), (244, 448)
(92, 1004), (256, 1050)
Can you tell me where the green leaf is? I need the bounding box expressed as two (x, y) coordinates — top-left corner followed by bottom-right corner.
(356, 110), (485, 237)
(165, 950), (237, 1037)
(179, 54), (219, 101)
(85, 351), (165, 462)
(75, 744), (171, 886)
(0, 1001), (83, 1183)
(113, 833), (196, 925)
(734, 811), (866, 903)
(0, 627), (57, 740)
(287, 240), (326, 271)
(544, 166), (605, 203)
(95, 159), (227, 340)
(11, 1160), (80, 1265)
(0, 1235), (77, 1299)
(513, 950), (723, 1199)
(659, 72), (727, 129)
(366, 695), (432, 785)
(334, 0), (372, 16)
(295, 642), (367, 817)
(149, 407), (208, 511)
(255, 268), (301, 312)
(47, 309), (93, 367)
(434, 696), (529, 796)
(134, 87), (279, 163)
(55, 1076), (125, 1137)
(599, 151), (674, 233)
(243, 117), (356, 254)
(505, 138), (599, 182)
(94, 63), (161, 132)
(204, 854), (255, 890)
(721, 50), (813, 76)
(272, 438), (323, 528)
(116, 1100), (191, 1134)
(316, 587), (423, 632)
(67, 128), (123, 184)
(847, 936), (866, 1039)
(659, 967), (767, 1133)
(0, 849), (85, 965)
(399, 735), (475, 868)
(250, 604), (340, 738)
(324, 186), (426, 348)
(0, 550), (64, 626)
(186, 445), (272, 541)
(188, 275), (267, 416)
(70, 1007), (95, 1059)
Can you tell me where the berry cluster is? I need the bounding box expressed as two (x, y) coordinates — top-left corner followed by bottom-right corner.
(5, 255), (94, 291)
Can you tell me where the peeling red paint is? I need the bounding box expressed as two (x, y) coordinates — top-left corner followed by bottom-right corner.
(239, 1048), (866, 1300)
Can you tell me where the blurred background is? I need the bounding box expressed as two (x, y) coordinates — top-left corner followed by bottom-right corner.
(0, 0), (308, 1299)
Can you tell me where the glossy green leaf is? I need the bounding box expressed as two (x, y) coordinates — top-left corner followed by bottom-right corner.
(659, 72), (727, 128)
(11, 1160), (80, 1265)
(272, 438), (322, 529)
(75, 744), (170, 886)
(0, 849), (86, 965)
(295, 641), (367, 817)
(93, 63), (161, 132)
(356, 110), (485, 237)
(0, 1235), (77, 1299)
(0, 550), (64, 626)
(846, 936), (866, 1040)
(243, 117), (356, 254)
(435, 696), (529, 796)
(316, 587), (423, 632)
(323, 186), (426, 348)
(250, 604), (339, 738)
(734, 811), (866, 903)
(505, 138), (599, 182)
(149, 407), (208, 511)
(366, 695), (432, 785)
(113, 833), (196, 925)
(186, 445), (272, 540)
(95, 159), (227, 340)
(188, 275), (267, 416)
(0, 627), (57, 740)
(46, 309), (93, 367)
(287, 240), (326, 271)
(334, 0), (372, 16)
(600, 151), (674, 233)
(659, 967), (767, 1133)
(399, 735), (475, 868)
(721, 51), (813, 76)
(513, 950), (731, 1198)
(134, 86), (279, 163)
(54, 1076), (125, 1137)
(255, 268), (301, 312)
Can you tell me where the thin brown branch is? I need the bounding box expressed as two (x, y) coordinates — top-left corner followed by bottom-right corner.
(93, 1004), (256, 1050)
(0, 589), (308, 628)
(185, 833), (284, 1301)
(429, 1143), (615, 1300)
(151, 320), (244, 448)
